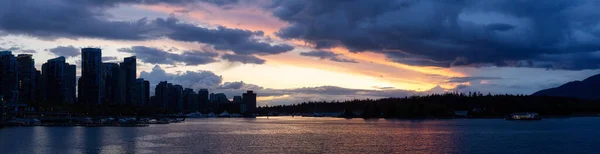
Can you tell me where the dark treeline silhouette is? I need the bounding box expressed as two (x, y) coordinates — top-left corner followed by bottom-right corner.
(260, 92), (600, 118)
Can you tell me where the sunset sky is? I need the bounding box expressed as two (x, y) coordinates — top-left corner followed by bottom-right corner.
(1, 0), (600, 106)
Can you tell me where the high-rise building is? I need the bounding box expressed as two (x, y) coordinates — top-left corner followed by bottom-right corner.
(0, 51), (18, 104)
(79, 48), (102, 105)
(133, 78), (149, 106)
(182, 88), (196, 113)
(169, 84), (183, 113)
(34, 70), (42, 103)
(16, 54), (36, 105)
(42, 57), (74, 104)
(64, 64), (76, 104)
(101, 63), (122, 105)
(155, 81), (169, 110)
(143, 80), (150, 106)
(243, 91), (257, 113)
(212, 93), (229, 104)
(233, 96), (243, 103)
(198, 89), (209, 112)
(120, 56), (136, 105)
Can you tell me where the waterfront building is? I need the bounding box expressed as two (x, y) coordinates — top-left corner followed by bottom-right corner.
(154, 81), (169, 110)
(16, 54), (36, 105)
(0, 51), (18, 104)
(78, 48), (102, 105)
(183, 88), (196, 112)
(198, 89), (209, 112)
(41, 57), (75, 104)
(243, 91), (257, 113)
(64, 64), (76, 104)
(233, 96), (242, 103)
(101, 63), (123, 105)
(133, 78), (149, 106)
(120, 56), (136, 105)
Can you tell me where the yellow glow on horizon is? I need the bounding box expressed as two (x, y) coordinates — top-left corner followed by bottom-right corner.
(257, 95), (290, 101)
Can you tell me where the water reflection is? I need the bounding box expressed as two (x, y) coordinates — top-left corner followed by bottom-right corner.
(1, 117), (600, 153)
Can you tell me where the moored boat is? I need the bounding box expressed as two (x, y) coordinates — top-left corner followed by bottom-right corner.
(506, 112), (542, 120)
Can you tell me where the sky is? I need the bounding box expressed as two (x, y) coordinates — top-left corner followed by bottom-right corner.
(1, 0), (600, 106)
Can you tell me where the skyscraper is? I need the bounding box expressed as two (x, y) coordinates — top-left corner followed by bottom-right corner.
(101, 63), (122, 105)
(16, 54), (36, 105)
(120, 56), (136, 105)
(243, 91), (257, 113)
(42, 57), (74, 105)
(79, 48), (102, 105)
(133, 78), (149, 106)
(64, 64), (76, 104)
(155, 81), (169, 110)
(233, 96), (242, 103)
(143, 80), (150, 106)
(182, 88), (196, 113)
(169, 84), (183, 113)
(198, 89), (209, 112)
(0, 51), (18, 104)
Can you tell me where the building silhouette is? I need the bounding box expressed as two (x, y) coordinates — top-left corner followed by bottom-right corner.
(120, 56), (136, 105)
(233, 96), (242, 103)
(243, 91), (257, 113)
(64, 64), (76, 104)
(41, 57), (75, 105)
(78, 48), (102, 105)
(198, 89), (209, 112)
(170, 84), (183, 113)
(16, 54), (36, 105)
(133, 78), (149, 106)
(0, 51), (18, 104)
(154, 81), (169, 110)
(101, 63), (123, 105)
(182, 88), (197, 112)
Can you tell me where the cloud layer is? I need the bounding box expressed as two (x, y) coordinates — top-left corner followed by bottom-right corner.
(300, 50), (358, 63)
(272, 0), (600, 70)
(0, 0), (292, 64)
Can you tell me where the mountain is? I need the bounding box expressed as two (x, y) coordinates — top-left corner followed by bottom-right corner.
(532, 73), (600, 100)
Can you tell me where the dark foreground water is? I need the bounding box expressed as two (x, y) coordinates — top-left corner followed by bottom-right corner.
(1, 117), (600, 154)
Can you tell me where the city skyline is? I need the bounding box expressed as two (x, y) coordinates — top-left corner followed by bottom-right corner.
(1, 0), (600, 106)
(1, 49), (258, 114)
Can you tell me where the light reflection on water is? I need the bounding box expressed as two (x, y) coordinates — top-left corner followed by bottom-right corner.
(1, 117), (599, 153)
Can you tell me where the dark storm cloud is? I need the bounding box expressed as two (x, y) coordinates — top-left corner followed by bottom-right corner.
(221, 54), (266, 64)
(0, 0), (292, 63)
(118, 46), (218, 65)
(47, 46), (80, 57)
(300, 50), (358, 63)
(272, 0), (600, 70)
(154, 17), (294, 55)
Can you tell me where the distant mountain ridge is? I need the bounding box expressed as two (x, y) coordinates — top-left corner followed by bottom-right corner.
(532, 73), (600, 100)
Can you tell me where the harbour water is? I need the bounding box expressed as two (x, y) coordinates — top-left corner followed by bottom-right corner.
(1, 116), (599, 153)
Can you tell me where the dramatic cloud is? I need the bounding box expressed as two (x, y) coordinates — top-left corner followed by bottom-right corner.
(118, 46), (218, 65)
(0, 0), (292, 63)
(272, 0), (600, 70)
(300, 50), (358, 63)
(47, 45), (80, 57)
(140, 65), (223, 90)
(221, 54), (266, 64)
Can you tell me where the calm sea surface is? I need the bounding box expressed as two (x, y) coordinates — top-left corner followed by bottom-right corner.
(1, 116), (599, 154)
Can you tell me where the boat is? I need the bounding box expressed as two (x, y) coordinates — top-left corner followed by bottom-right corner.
(186, 112), (204, 118)
(505, 112), (542, 120)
